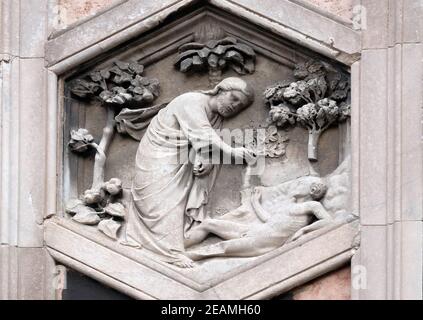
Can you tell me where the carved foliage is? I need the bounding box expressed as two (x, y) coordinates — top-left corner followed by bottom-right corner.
(70, 60), (160, 107)
(264, 126), (290, 158)
(66, 177), (127, 240)
(175, 37), (255, 82)
(246, 126), (289, 159)
(68, 128), (95, 153)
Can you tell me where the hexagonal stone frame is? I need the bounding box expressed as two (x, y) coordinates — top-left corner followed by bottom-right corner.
(44, 0), (361, 300)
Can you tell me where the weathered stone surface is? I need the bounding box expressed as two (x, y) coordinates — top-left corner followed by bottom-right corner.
(354, 225), (388, 299)
(351, 0), (423, 300)
(400, 43), (423, 221)
(228, 0), (359, 54)
(396, 221), (423, 299)
(358, 49), (388, 226)
(402, 0), (422, 43)
(20, 0), (48, 58)
(303, 0), (357, 20)
(0, 246), (56, 300)
(57, 0), (357, 28)
(292, 265), (351, 300)
(47, 0), (192, 65)
(0, 56), (20, 246)
(59, 0), (122, 27)
(18, 58), (47, 247)
(361, 0), (390, 49)
(0, 0), (20, 56)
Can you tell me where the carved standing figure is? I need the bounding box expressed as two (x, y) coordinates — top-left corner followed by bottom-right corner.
(124, 77), (255, 267)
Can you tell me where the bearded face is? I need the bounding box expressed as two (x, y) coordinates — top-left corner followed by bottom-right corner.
(215, 90), (250, 118)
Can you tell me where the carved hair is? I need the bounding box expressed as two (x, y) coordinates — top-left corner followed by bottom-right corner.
(200, 77), (255, 104)
(310, 182), (328, 201)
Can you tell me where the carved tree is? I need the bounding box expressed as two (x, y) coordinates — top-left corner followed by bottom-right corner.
(69, 60), (160, 193)
(264, 60), (351, 161)
(67, 61), (161, 234)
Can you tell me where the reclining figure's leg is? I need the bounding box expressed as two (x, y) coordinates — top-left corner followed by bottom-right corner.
(184, 218), (250, 248)
(186, 236), (282, 260)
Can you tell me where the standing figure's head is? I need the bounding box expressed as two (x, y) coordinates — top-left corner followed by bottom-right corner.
(203, 77), (255, 118)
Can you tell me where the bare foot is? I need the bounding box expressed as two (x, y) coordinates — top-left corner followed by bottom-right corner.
(171, 255), (195, 268)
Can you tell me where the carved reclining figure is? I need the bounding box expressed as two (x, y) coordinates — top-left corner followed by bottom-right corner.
(185, 176), (334, 260)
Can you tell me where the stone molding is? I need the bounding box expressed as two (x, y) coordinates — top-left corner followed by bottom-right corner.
(45, 0), (360, 74)
(45, 217), (358, 299)
(350, 0), (422, 300)
(0, 0), (57, 300)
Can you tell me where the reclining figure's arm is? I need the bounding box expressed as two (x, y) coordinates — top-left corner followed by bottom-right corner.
(290, 201), (334, 241)
(250, 187), (270, 223)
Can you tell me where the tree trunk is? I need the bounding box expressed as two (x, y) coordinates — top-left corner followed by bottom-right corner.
(208, 68), (222, 87)
(308, 130), (321, 162)
(91, 107), (115, 190)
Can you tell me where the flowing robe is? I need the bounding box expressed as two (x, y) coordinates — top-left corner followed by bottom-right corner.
(125, 93), (223, 262)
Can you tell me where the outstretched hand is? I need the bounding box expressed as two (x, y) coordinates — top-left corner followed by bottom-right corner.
(233, 147), (257, 165)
